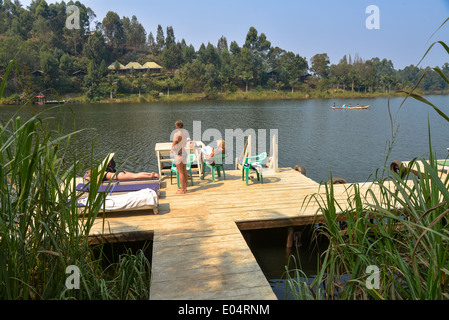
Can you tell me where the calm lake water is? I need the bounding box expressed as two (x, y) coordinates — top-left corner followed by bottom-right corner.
(2, 95), (448, 183)
(2, 95), (449, 299)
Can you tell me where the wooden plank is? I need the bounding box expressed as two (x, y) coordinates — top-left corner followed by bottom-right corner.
(235, 214), (344, 230)
(86, 167), (408, 300)
(152, 249), (262, 279)
(89, 230), (154, 245)
(150, 218), (276, 300)
(150, 275), (276, 300)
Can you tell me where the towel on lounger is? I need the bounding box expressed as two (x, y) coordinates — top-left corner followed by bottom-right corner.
(76, 182), (159, 194)
(78, 188), (157, 210)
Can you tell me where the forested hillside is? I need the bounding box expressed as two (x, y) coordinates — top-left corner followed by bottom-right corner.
(1, 0), (448, 104)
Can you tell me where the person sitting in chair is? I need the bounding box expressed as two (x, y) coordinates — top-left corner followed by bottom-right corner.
(200, 140), (225, 166)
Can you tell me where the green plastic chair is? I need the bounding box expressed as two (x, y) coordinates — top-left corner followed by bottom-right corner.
(171, 154), (195, 188)
(242, 152), (267, 185)
(202, 153), (227, 182)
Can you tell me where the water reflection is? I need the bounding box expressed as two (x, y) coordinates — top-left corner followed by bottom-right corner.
(242, 226), (329, 300)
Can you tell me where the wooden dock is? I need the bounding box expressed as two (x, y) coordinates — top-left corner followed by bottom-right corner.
(87, 167), (399, 300)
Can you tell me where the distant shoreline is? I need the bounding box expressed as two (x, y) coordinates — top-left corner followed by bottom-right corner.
(1, 89), (447, 107)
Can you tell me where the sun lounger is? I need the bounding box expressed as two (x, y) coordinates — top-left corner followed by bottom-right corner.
(75, 178), (160, 215)
(76, 153), (160, 214)
(77, 188), (159, 214)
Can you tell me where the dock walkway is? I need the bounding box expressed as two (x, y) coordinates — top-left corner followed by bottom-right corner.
(88, 168), (388, 300)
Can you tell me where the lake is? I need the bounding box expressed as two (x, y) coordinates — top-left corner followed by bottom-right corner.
(1, 95), (448, 183)
(2, 95), (449, 299)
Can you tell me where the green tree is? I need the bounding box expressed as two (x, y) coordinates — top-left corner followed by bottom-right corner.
(84, 59), (107, 101)
(234, 47), (256, 92)
(180, 60), (204, 93)
(59, 53), (74, 75)
(397, 64), (422, 90)
(32, 15), (51, 45)
(39, 48), (59, 88)
(8, 5), (33, 39)
(148, 32), (156, 54)
(277, 51), (308, 92)
(107, 72), (118, 99)
(47, 1), (67, 51)
(155, 24), (165, 55)
(102, 11), (125, 49)
(217, 49), (232, 92)
(348, 68), (359, 92)
(361, 59), (377, 92)
(162, 42), (183, 71)
(267, 46), (285, 72)
(127, 15), (146, 49)
(165, 26), (175, 47)
(182, 44), (196, 64)
(242, 27), (271, 86)
(63, 1), (96, 54)
(239, 70), (253, 93)
(198, 42), (221, 67)
(132, 74), (145, 97)
(83, 31), (108, 65)
(310, 53), (330, 79)
(163, 76), (181, 97)
(229, 41), (241, 55)
(244, 26), (271, 57)
(34, 0), (50, 19)
(370, 57), (395, 90)
(217, 36), (228, 53)
(330, 55), (351, 90)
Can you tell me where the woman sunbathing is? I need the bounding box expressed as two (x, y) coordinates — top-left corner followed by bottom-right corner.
(84, 169), (159, 182)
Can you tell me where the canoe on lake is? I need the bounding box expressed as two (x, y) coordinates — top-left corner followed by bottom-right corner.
(331, 105), (371, 110)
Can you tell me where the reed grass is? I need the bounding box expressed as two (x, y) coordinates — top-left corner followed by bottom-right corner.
(284, 154), (449, 300)
(284, 26), (449, 299)
(0, 59), (152, 300)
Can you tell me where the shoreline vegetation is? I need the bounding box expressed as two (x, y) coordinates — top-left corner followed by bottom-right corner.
(1, 88), (444, 107)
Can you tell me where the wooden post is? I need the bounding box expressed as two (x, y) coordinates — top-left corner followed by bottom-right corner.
(286, 227), (303, 249)
(270, 134), (278, 173)
(235, 135), (252, 170)
(286, 227), (294, 248)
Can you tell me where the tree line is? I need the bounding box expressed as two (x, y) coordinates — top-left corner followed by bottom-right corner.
(1, 0), (448, 103)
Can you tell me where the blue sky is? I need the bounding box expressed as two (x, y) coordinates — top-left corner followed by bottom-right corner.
(20, 0), (449, 69)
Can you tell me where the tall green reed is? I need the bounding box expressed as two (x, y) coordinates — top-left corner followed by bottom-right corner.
(285, 20), (449, 300)
(286, 156), (449, 300)
(0, 59), (151, 299)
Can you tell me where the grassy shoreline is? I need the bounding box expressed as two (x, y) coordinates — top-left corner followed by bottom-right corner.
(1, 88), (440, 106)
(68, 89), (414, 104)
